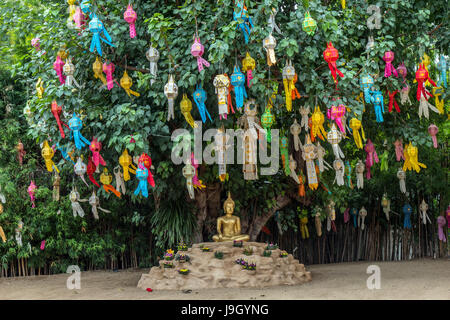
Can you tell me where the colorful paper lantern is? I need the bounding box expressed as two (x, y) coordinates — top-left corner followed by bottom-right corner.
(302, 11), (317, 36)
(191, 37), (210, 72)
(323, 42), (344, 88)
(123, 4), (137, 38)
(242, 52), (255, 88)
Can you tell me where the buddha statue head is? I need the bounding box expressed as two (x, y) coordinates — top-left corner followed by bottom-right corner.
(223, 192), (235, 216)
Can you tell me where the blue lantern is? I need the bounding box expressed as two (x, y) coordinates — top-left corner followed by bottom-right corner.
(360, 74), (374, 103)
(193, 84), (212, 123)
(230, 65), (247, 110)
(370, 89), (384, 123)
(88, 13), (115, 57)
(233, 0), (254, 44)
(68, 113), (91, 150)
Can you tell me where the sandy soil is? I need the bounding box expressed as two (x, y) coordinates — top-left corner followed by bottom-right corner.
(0, 258), (448, 300)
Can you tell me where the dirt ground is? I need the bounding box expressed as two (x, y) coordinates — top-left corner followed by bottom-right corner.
(0, 258), (448, 300)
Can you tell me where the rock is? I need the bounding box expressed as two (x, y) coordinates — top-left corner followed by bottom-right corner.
(137, 241), (312, 291)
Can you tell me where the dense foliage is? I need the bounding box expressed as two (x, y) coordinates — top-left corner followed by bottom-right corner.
(0, 0), (448, 275)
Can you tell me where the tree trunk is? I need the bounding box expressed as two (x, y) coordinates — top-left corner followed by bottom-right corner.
(192, 183), (222, 243)
(248, 194), (292, 241)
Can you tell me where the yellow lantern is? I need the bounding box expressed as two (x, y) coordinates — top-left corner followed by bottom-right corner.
(41, 140), (59, 173)
(180, 94), (197, 128)
(120, 71), (140, 97)
(119, 149), (137, 181)
(93, 56), (107, 85)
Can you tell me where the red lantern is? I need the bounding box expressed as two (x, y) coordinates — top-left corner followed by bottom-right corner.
(51, 101), (70, 138)
(138, 153), (155, 187)
(87, 156), (100, 187)
(415, 63), (436, 101)
(323, 42), (344, 88)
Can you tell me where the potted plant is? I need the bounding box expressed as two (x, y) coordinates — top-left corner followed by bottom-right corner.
(262, 250), (272, 257)
(164, 249), (175, 261)
(201, 246), (211, 252)
(214, 251), (224, 259)
(235, 258), (256, 271)
(265, 243), (278, 250)
(175, 253), (190, 263)
(177, 242), (189, 251)
(280, 251), (289, 258)
(233, 240), (243, 247)
(244, 262), (256, 271)
(163, 261), (174, 268)
(178, 268), (190, 275)
(243, 246), (253, 256)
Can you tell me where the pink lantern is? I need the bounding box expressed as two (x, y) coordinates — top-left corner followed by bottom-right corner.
(31, 37), (41, 52)
(327, 104), (346, 133)
(393, 139), (405, 162)
(437, 216), (446, 242)
(383, 51), (398, 78)
(102, 62), (116, 90)
(89, 137), (106, 168)
(124, 5), (137, 38)
(53, 56), (66, 85)
(40, 240), (46, 250)
(364, 139), (379, 180)
(27, 180), (37, 208)
(447, 206), (450, 228)
(397, 62), (407, 85)
(428, 124), (438, 148)
(73, 7), (86, 31)
(191, 37), (210, 72)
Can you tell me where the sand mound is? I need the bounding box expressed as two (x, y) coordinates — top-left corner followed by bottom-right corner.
(137, 242), (311, 290)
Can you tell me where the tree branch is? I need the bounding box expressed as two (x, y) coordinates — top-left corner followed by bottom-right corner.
(248, 194), (292, 241)
(427, 23), (443, 35)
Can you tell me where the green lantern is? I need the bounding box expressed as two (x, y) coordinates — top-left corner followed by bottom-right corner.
(280, 135), (290, 176)
(261, 107), (274, 143)
(302, 11), (317, 36)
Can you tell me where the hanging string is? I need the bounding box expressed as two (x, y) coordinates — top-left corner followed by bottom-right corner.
(194, 15), (199, 38)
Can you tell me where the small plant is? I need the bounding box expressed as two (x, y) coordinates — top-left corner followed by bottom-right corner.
(263, 250), (272, 257)
(177, 242), (189, 251)
(163, 261), (174, 268)
(244, 262), (256, 271)
(214, 251), (224, 259)
(175, 253), (190, 263)
(178, 268), (190, 275)
(265, 243), (278, 250)
(280, 251), (289, 258)
(164, 249), (175, 261)
(235, 258), (256, 270)
(243, 246), (253, 256)
(201, 247), (211, 252)
(233, 240), (243, 247)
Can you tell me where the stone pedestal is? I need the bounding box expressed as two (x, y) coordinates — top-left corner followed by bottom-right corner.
(137, 242), (312, 290)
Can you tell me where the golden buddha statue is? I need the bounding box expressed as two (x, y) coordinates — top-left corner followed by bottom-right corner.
(212, 192), (250, 242)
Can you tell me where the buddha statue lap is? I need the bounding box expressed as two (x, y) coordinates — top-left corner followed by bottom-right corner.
(212, 192), (250, 242)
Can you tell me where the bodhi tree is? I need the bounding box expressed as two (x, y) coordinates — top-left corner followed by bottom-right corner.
(0, 0), (448, 271)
